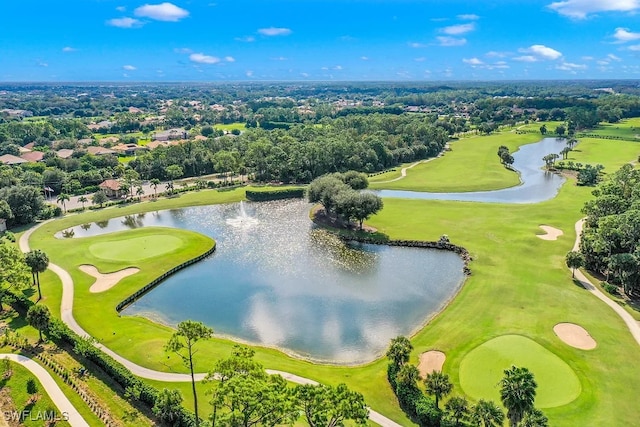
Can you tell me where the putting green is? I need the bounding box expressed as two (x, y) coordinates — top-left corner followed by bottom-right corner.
(88, 235), (183, 262)
(459, 335), (581, 408)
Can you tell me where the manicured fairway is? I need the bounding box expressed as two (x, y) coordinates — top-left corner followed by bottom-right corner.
(88, 234), (182, 262)
(459, 335), (581, 408)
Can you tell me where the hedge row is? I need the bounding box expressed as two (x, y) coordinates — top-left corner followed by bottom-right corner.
(116, 243), (216, 311)
(245, 188), (305, 201)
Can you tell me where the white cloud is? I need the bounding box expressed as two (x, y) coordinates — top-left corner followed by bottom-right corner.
(258, 27), (292, 36)
(38, 62), (48, 67)
(360, 56), (369, 61)
(123, 65), (136, 70)
(414, 57), (426, 62)
(463, 57), (484, 65)
(189, 53), (220, 64)
(271, 56), (288, 61)
(629, 44), (640, 50)
(116, 6), (126, 12)
(174, 47), (192, 54)
(62, 47), (76, 52)
(246, 70), (254, 77)
(437, 36), (467, 47)
(582, 55), (595, 60)
(224, 56), (235, 62)
(333, 65), (343, 70)
(458, 14), (480, 20)
(235, 36), (255, 42)
(409, 42), (428, 48)
(514, 55), (539, 62)
(442, 23), (475, 35)
(597, 60), (610, 65)
(608, 53), (623, 61)
(494, 61), (510, 69)
(557, 61), (588, 70)
(613, 27), (640, 42)
(548, 0), (640, 19)
(301, 72), (310, 78)
(106, 17), (142, 28)
(519, 44), (563, 60)
(134, 2), (189, 21)
(486, 51), (509, 58)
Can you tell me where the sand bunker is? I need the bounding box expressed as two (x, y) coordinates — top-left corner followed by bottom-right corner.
(554, 323), (596, 350)
(418, 351), (446, 377)
(79, 264), (140, 293)
(537, 225), (563, 241)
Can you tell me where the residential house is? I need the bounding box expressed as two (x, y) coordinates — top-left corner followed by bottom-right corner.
(98, 179), (123, 198)
(0, 154), (28, 165)
(87, 120), (114, 131)
(112, 143), (148, 156)
(87, 146), (117, 156)
(153, 128), (187, 141)
(56, 149), (75, 159)
(20, 151), (45, 163)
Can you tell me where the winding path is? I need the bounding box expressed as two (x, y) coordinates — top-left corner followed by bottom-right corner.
(0, 353), (89, 427)
(571, 219), (640, 346)
(373, 158), (435, 183)
(19, 221), (402, 427)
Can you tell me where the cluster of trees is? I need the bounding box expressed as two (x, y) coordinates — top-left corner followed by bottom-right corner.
(497, 146), (514, 167)
(307, 171), (383, 229)
(386, 336), (547, 427)
(579, 164), (640, 296)
(161, 320), (368, 427)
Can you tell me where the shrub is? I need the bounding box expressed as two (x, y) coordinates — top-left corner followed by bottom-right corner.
(245, 188), (304, 201)
(603, 282), (618, 295)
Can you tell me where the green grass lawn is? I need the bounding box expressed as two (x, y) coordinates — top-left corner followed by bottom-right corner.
(23, 137), (640, 426)
(214, 122), (246, 132)
(459, 335), (581, 408)
(0, 361), (72, 427)
(87, 233), (183, 262)
(578, 118), (640, 139)
(369, 131), (544, 192)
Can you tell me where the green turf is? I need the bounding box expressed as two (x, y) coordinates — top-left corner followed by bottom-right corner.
(214, 122), (246, 132)
(88, 234), (183, 262)
(369, 131), (545, 192)
(459, 335), (581, 408)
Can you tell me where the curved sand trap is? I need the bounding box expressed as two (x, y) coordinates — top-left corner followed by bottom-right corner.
(537, 225), (563, 241)
(554, 323), (596, 350)
(418, 351), (446, 377)
(79, 264), (140, 293)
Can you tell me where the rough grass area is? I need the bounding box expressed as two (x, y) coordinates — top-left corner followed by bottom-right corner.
(88, 234), (183, 262)
(214, 122), (246, 132)
(459, 335), (581, 408)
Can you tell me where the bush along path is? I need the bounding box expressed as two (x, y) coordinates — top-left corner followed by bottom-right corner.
(0, 353), (89, 427)
(20, 220), (402, 427)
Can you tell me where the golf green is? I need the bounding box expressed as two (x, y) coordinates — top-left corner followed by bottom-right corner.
(88, 235), (183, 262)
(459, 335), (581, 408)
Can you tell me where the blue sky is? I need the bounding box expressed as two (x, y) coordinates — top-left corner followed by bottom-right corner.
(1, 0), (640, 81)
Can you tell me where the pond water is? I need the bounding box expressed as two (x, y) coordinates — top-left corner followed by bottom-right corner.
(378, 137), (566, 203)
(64, 200), (465, 364)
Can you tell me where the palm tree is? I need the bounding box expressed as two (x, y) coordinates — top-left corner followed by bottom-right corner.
(396, 364), (421, 389)
(165, 181), (174, 196)
(472, 399), (504, 427)
(445, 396), (469, 427)
(78, 196), (88, 210)
(56, 193), (70, 213)
(24, 250), (49, 300)
(520, 408), (548, 427)
(424, 370), (452, 409)
(500, 366), (537, 427)
(27, 304), (51, 342)
(136, 186), (145, 199)
(150, 178), (160, 198)
(386, 336), (413, 368)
